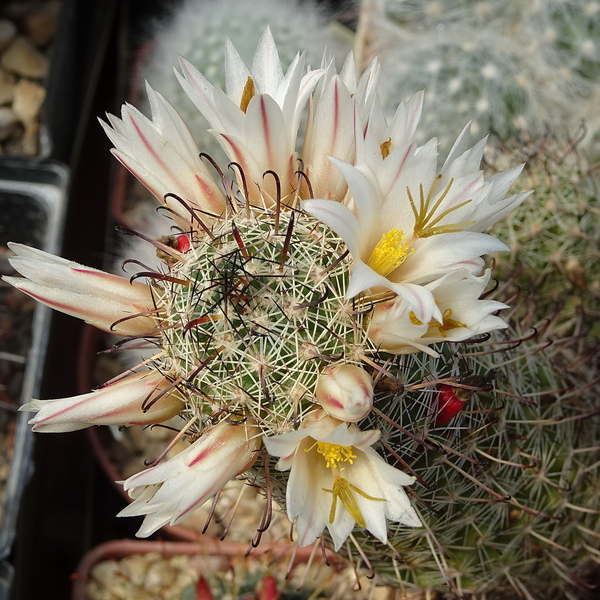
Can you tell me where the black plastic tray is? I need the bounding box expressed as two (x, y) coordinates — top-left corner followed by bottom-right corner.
(0, 159), (68, 561)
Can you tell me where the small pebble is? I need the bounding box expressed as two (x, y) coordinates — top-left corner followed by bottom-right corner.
(12, 78), (45, 124)
(144, 560), (178, 591)
(0, 20), (16, 52)
(23, 0), (62, 47)
(0, 69), (16, 105)
(119, 555), (149, 588)
(21, 122), (40, 156)
(1, 36), (49, 78)
(0, 107), (18, 142)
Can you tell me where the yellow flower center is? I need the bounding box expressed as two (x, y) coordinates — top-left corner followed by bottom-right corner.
(315, 442), (356, 469)
(323, 477), (386, 527)
(368, 229), (414, 277)
(433, 308), (467, 337)
(409, 311), (423, 325)
(239, 76), (255, 113)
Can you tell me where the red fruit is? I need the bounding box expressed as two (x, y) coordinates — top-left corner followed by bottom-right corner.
(195, 576), (215, 600)
(435, 384), (467, 426)
(176, 234), (191, 253)
(258, 575), (280, 600)
(434, 372), (495, 426)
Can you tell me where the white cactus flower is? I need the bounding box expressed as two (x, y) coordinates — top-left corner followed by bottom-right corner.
(264, 412), (421, 551)
(100, 83), (227, 228)
(21, 371), (184, 433)
(301, 53), (381, 201)
(4, 243), (156, 336)
(175, 27), (324, 205)
(303, 122), (531, 322)
(367, 268), (508, 357)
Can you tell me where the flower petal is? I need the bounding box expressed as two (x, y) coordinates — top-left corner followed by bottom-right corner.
(287, 440), (328, 546)
(302, 77), (356, 200)
(394, 231), (509, 284)
(302, 198), (362, 257)
(22, 371), (182, 432)
(121, 419), (260, 537)
(4, 243), (155, 336)
(244, 93), (293, 191)
(251, 27), (284, 95)
(224, 38), (251, 102)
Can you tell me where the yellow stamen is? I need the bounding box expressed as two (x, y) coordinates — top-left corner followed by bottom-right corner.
(239, 76), (255, 113)
(315, 442), (356, 469)
(409, 311), (423, 325)
(380, 138), (392, 159)
(434, 308), (467, 337)
(407, 175), (476, 238)
(323, 477), (386, 527)
(368, 229), (414, 277)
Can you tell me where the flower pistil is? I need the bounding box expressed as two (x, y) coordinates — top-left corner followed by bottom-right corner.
(314, 441), (386, 528)
(324, 477), (386, 528)
(432, 308), (467, 337)
(408, 175), (476, 238)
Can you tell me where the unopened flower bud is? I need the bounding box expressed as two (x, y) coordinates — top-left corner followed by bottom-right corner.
(315, 364), (374, 422)
(21, 371), (184, 433)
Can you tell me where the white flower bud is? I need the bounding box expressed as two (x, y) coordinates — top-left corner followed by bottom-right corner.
(315, 364), (374, 422)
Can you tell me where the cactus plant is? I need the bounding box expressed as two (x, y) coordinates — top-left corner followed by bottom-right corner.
(5, 20), (600, 600)
(366, 0), (600, 154)
(490, 133), (600, 344)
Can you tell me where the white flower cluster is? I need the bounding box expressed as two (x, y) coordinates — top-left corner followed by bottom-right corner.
(4, 29), (527, 552)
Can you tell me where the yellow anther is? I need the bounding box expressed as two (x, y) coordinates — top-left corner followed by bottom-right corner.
(409, 311), (423, 325)
(407, 175), (476, 238)
(368, 229), (414, 277)
(323, 477), (386, 527)
(239, 76), (255, 113)
(315, 442), (356, 469)
(434, 308), (467, 337)
(380, 138), (392, 159)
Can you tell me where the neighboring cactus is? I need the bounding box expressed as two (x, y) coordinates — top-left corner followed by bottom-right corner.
(366, 0), (600, 153)
(340, 331), (599, 598)
(490, 133), (600, 344)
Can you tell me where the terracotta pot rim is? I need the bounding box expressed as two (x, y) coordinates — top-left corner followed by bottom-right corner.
(72, 537), (342, 600)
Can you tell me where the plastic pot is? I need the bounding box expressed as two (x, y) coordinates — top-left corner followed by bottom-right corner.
(0, 158), (68, 560)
